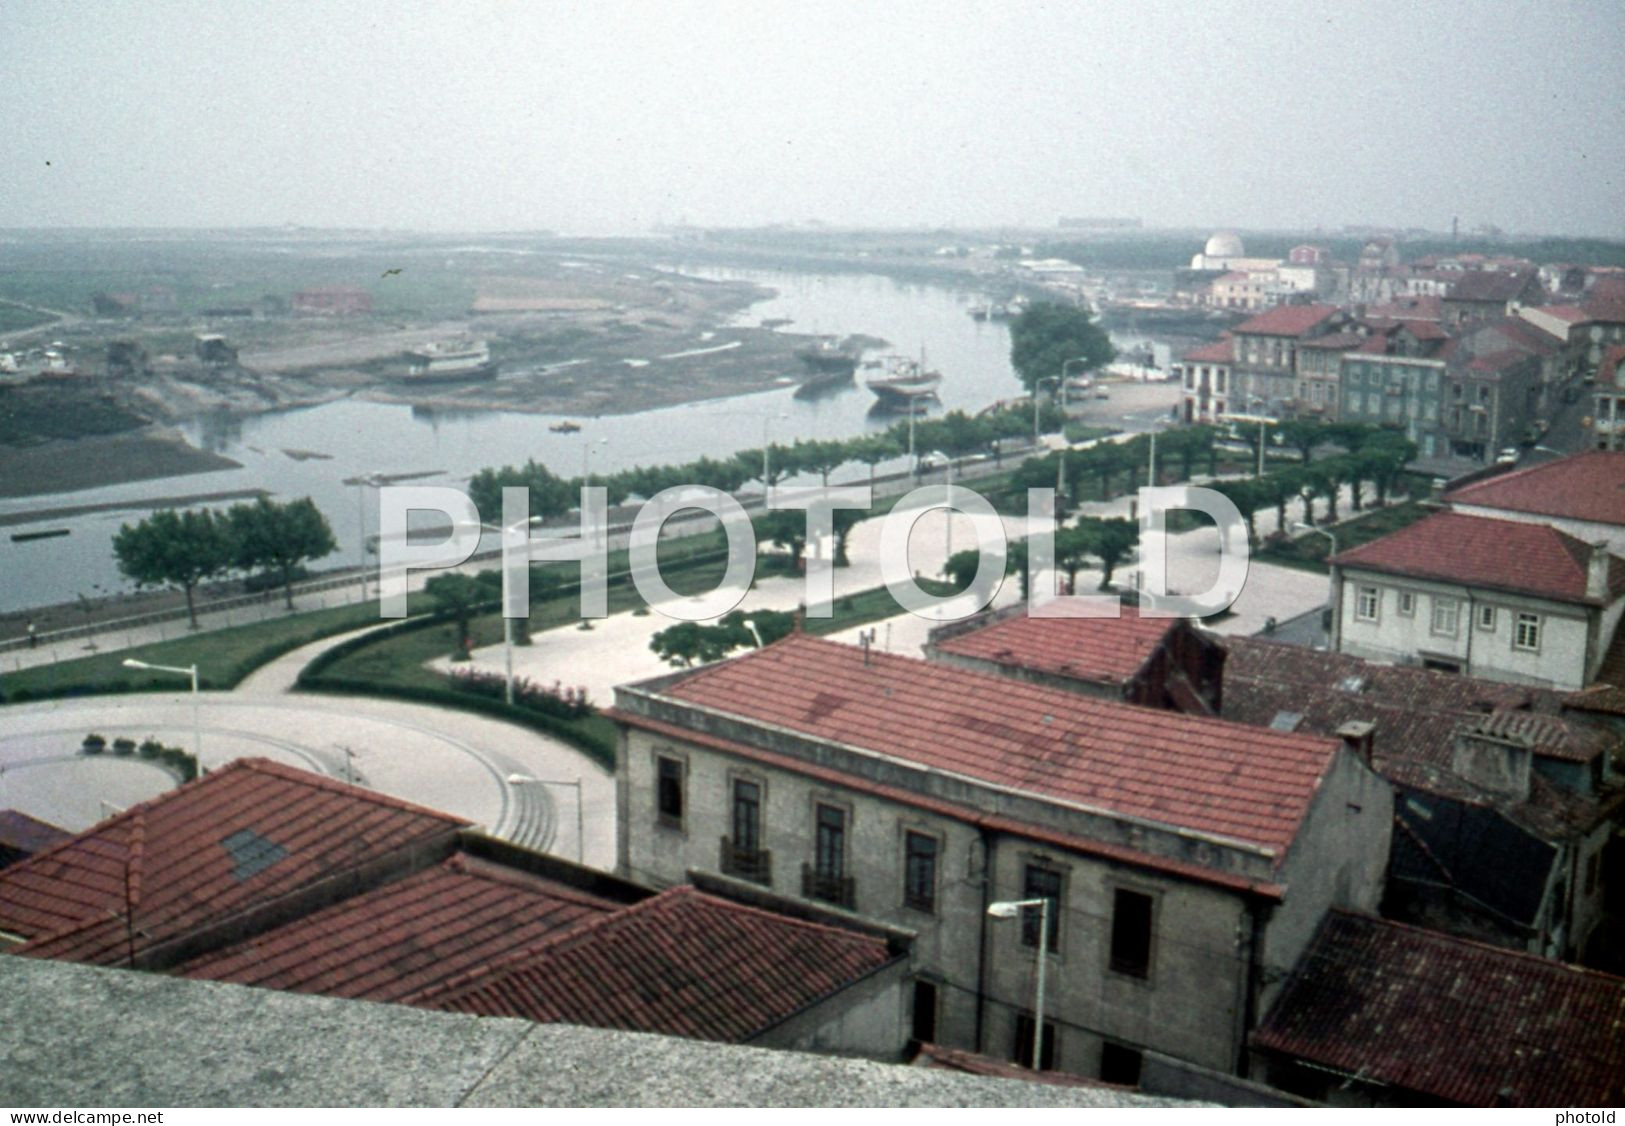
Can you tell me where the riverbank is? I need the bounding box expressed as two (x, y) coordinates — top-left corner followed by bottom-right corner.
(0, 427), (240, 499)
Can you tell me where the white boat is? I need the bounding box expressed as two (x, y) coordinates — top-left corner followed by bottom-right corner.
(402, 339), (498, 382)
(866, 354), (942, 410)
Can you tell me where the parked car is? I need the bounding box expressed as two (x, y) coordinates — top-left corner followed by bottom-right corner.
(1496, 448), (1520, 465)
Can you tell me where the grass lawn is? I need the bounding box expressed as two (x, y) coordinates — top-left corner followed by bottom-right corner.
(0, 599), (388, 702)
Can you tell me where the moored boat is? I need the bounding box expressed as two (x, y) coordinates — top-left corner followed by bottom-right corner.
(401, 339), (499, 382)
(866, 353), (942, 410)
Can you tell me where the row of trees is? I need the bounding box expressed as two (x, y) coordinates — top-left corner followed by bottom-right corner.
(112, 496), (338, 627)
(466, 400), (1068, 523)
(944, 516), (1141, 598)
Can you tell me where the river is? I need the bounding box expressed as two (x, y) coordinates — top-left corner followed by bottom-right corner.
(0, 267), (1171, 616)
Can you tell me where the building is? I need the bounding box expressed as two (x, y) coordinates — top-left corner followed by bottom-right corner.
(1330, 510), (1625, 691)
(1174, 337), (1235, 423)
(1591, 346), (1625, 450)
(0, 759), (912, 1057)
(611, 634), (1393, 1082)
(1252, 910), (1625, 1107)
(1227, 304), (1352, 412)
(1221, 637), (1621, 962)
(1443, 450), (1625, 555)
(1441, 269), (1544, 327)
(1439, 341), (1542, 461)
(1337, 350), (1448, 457)
(292, 286), (373, 316)
(924, 605), (1225, 714)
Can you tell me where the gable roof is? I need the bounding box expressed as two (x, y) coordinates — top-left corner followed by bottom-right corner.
(1444, 451), (1625, 527)
(1232, 304), (1341, 337)
(1446, 269), (1536, 304)
(177, 853), (623, 1005)
(1253, 910), (1625, 1106)
(0, 811), (71, 863)
(437, 885), (899, 1043)
(1331, 510), (1625, 605)
(929, 605), (1176, 687)
(0, 759), (466, 963)
(1180, 337), (1234, 363)
(636, 634), (1340, 857)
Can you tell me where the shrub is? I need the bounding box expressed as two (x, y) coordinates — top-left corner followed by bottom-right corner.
(138, 738), (164, 758)
(112, 737), (136, 756)
(82, 733), (106, 754)
(445, 667), (595, 720)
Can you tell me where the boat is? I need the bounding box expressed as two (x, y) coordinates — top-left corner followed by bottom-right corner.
(795, 336), (861, 376)
(549, 421), (582, 434)
(865, 353), (942, 410)
(400, 339), (499, 382)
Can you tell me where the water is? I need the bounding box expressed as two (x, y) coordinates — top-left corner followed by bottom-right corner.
(0, 267), (1164, 616)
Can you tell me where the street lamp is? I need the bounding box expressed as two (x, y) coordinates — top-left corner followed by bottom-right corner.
(988, 897), (1052, 1070)
(121, 658), (202, 773)
(1293, 521), (1340, 650)
(482, 515), (545, 705)
(506, 773), (584, 863)
(1033, 377), (1060, 443)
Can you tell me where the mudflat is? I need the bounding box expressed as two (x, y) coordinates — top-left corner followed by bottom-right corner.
(0, 428), (240, 499)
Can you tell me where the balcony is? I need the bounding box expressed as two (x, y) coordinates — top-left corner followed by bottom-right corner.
(801, 863), (856, 910)
(719, 836), (772, 886)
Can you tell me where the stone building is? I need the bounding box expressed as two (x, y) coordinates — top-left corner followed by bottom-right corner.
(610, 635), (1393, 1083)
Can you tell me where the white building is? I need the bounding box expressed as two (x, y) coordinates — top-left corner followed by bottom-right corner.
(1331, 510), (1625, 691)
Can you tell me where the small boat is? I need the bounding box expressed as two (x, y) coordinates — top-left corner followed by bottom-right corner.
(866, 353), (942, 410)
(10, 527), (70, 543)
(549, 421), (582, 434)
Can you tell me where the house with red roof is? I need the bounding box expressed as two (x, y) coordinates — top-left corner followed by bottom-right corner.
(1590, 345), (1625, 452)
(1440, 269), (1543, 327)
(1251, 910), (1625, 1107)
(0, 759), (915, 1058)
(610, 634), (1393, 1083)
(1444, 450), (1625, 555)
(1330, 509), (1625, 691)
(1173, 336), (1235, 423)
(1227, 304), (1354, 414)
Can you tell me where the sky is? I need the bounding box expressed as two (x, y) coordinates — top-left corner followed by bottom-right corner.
(3, 0), (1623, 237)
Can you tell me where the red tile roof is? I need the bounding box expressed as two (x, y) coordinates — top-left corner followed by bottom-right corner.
(0, 759), (466, 964)
(1444, 451), (1625, 527)
(1332, 510), (1625, 605)
(916, 1043), (1122, 1089)
(0, 811), (71, 860)
(438, 885), (898, 1042)
(1180, 338), (1234, 363)
(1296, 331), (1365, 351)
(177, 853), (620, 1005)
(642, 634), (1340, 856)
(1364, 296), (1444, 322)
(1233, 304), (1341, 338)
(930, 605), (1176, 686)
(1446, 270), (1536, 304)
(1254, 910), (1625, 1106)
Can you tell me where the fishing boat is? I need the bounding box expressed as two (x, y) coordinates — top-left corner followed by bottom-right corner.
(549, 420), (582, 434)
(865, 353), (942, 411)
(401, 339), (498, 382)
(795, 336), (861, 376)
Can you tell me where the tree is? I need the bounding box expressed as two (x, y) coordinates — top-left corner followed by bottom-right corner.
(468, 459), (575, 523)
(1008, 302), (1116, 396)
(850, 434), (900, 484)
(833, 507), (865, 567)
(1087, 517), (1140, 588)
(755, 509), (808, 572)
(424, 573), (488, 657)
(1054, 525), (1094, 593)
(1277, 419), (1327, 465)
(112, 507), (234, 629)
(1211, 478), (1265, 545)
(226, 496), (338, 610)
(649, 608), (796, 668)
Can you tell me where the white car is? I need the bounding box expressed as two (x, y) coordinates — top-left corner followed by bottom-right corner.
(1496, 448), (1520, 465)
(918, 451), (951, 469)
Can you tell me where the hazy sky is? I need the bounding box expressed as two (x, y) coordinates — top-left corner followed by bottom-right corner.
(5, 0), (1623, 236)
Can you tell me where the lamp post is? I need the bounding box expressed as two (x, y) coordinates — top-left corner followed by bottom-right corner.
(1293, 521), (1340, 649)
(1033, 377), (1060, 443)
(580, 434), (608, 486)
(482, 515), (545, 705)
(505, 773), (584, 863)
(121, 658), (202, 773)
(988, 896), (1052, 1070)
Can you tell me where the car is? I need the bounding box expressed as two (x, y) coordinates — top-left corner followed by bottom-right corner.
(1093, 387), (1110, 400)
(1496, 448), (1520, 465)
(917, 450), (951, 469)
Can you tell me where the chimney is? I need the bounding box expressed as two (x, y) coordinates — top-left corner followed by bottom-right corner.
(1335, 720), (1376, 766)
(1587, 542), (1611, 602)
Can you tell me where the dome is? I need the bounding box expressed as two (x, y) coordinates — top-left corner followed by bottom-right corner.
(1204, 231), (1245, 259)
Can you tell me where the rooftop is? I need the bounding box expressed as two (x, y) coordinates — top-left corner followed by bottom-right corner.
(1444, 451), (1625, 527)
(1445, 269), (1535, 304)
(928, 605), (1176, 686)
(0, 809), (71, 863)
(439, 884), (900, 1043)
(177, 852), (625, 1006)
(1253, 910), (1625, 1106)
(1232, 304), (1341, 338)
(1331, 509), (1625, 605)
(628, 634), (1341, 858)
(0, 758), (466, 964)
(1181, 337), (1234, 363)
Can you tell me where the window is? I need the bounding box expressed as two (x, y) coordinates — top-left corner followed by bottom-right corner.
(1586, 851), (1601, 897)
(802, 802), (854, 908)
(911, 981), (938, 1045)
(655, 755), (684, 828)
(732, 779), (761, 856)
(1515, 612), (1541, 651)
(903, 831), (938, 913)
(1355, 585), (1380, 622)
(1021, 866), (1062, 951)
(1431, 597), (1460, 637)
(1012, 1014), (1057, 1071)
(1109, 888), (1154, 979)
(1397, 590), (1416, 617)
(1100, 1042), (1144, 1087)
(1477, 604), (1496, 631)
(815, 804), (846, 881)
